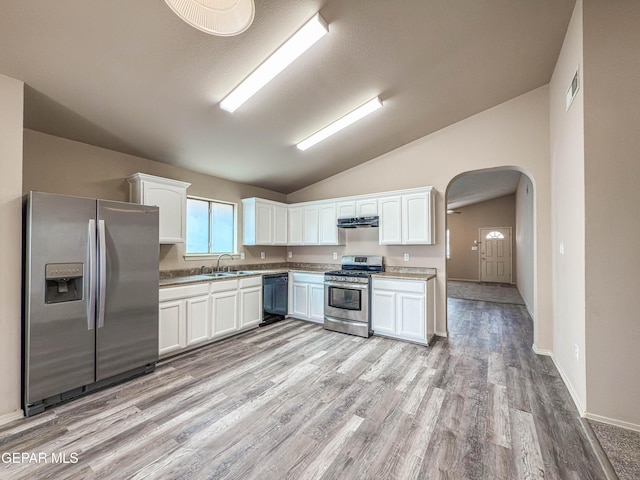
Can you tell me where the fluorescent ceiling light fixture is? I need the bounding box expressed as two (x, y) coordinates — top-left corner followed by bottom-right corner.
(220, 13), (328, 113)
(296, 96), (383, 151)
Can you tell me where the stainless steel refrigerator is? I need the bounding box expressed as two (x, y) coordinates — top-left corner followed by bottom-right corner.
(23, 191), (159, 416)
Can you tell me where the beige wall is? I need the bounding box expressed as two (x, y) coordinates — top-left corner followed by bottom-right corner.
(549, 0), (587, 412)
(22, 130), (288, 270)
(583, 0), (640, 428)
(446, 194), (516, 282)
(0, 74), (24, 422)
(288, 87), (552, 346)
(515, 174), (535, 315)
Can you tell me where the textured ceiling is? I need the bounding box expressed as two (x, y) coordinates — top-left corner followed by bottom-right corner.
(447, 170), (523, 209)
(0, 0), (575, 194)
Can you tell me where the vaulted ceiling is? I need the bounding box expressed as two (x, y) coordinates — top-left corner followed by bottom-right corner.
(0, 0), (575, 194)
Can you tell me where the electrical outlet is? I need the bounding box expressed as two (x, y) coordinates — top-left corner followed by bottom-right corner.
(240, 252), (245, 260)
(403, 253), (410, 261)
(288, 251), (293, 259)
(260, 252), (265, 260)
(332, 252), (338, 260)
(574, 344), (579, 362)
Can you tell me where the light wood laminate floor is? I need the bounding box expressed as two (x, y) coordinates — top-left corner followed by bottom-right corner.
(0, 299), (605, 479)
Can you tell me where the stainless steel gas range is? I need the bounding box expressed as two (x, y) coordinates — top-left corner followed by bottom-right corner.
(324, 255), (383, 338)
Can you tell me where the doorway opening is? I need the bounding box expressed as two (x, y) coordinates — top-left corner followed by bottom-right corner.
(445, 167), (535, 334)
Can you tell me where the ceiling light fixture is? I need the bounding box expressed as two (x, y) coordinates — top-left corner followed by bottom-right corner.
(296, 96), (383, 151)
(220, 13), (328, 113)
(164, 0), (255, 37)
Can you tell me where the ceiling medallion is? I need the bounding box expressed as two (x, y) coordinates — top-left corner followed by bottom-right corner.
(164, 0), (255, 36)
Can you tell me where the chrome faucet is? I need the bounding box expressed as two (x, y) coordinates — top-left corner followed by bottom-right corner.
(200, 265), (213, 274)
(216, 253), (234, 272)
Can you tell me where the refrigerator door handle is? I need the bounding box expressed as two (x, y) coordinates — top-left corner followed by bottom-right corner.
(87, 219), (96, 331)
(97, 219), (107, 328)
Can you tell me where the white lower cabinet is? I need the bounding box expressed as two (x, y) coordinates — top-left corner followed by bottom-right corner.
(159, 276), (262, 359)
(371, 277), (435, 344)
(159, 283), (209, 358)
(239, 277), (263, 329)
(158, 300), (186, 357)
(288, 272), (325, 323)
(210, 280), (239, 338)
(186, 295), (211, 347)
(309, 284), (325, 322)
(211, 277), (263, 337)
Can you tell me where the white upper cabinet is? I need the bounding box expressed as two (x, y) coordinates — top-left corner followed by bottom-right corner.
(287, 202), (344, 246)
(274, 204), (288, 245)
(378, 188), (435, 245)
(378, 196), (403, 245)
(402, 192), (434, 244)
(336, 201), (356, 218)
(319, 203), (345, 245)
(242, 198), (288, 246)
(288, 205), (304, 246)
(243, 187), (434, 247)
(356, 198), (378, 216)
(303, 204), (319, 244)
(128, 173), (190, 244)
(336, 198), (378, 218)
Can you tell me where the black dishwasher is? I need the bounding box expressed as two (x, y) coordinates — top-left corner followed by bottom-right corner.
(261, 273), (288, 326)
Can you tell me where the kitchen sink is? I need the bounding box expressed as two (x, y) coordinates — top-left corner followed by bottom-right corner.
(203, 271), (259, 277)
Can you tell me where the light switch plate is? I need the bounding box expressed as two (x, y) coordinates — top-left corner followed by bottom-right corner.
(240, 252), (245, 260)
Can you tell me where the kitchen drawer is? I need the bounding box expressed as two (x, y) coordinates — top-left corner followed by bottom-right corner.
(290, 272), (324, 285)
(210, 279), (239, 293)
(372, 278), (426, 294)
(160, 283), (209, 302)
(239, 276), (262, 289)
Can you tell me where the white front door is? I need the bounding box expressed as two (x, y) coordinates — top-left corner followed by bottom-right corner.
(479, 227), (512, 283)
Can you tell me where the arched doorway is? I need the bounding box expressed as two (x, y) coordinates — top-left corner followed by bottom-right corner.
(444, 167), (536, 335)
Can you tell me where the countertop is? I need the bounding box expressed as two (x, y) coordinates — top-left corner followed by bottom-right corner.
(159, 264), (437, 287)
(372, 272), (437, 281)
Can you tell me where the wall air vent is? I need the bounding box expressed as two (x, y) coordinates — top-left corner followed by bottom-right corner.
(566, 66), (580, 111)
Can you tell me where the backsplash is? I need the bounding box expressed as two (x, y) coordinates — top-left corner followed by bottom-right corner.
(160, 261), (435, 279)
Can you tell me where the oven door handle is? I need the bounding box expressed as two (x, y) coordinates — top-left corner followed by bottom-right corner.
(324, 281), (369, 290)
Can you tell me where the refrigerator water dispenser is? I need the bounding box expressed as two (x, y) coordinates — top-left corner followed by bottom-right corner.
(45, 263), (83, 303)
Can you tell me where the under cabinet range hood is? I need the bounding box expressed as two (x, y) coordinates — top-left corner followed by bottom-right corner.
(337, 216), (379, 228)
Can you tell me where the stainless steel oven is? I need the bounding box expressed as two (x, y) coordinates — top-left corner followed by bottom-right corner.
(324, 255), (383, 338)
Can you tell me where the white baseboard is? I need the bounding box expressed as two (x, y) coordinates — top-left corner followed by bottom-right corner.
(435, 330), (448, 337)
(447, 278), (479, 283)
(0, 409), (24, 426)
(533, 346), (640, 434)
(532, 344), (552, 356)
(585, 412), (640, 433)
(532, 346), (586, 416)
(550, 354), (586, 416)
